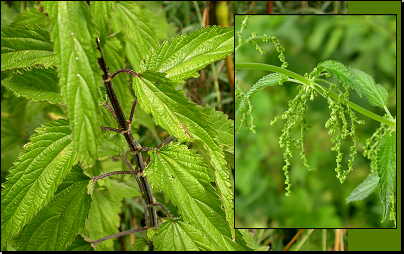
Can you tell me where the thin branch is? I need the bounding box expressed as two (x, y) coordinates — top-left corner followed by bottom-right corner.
(100, 126), (121, 134)
(121, 154), (144, 193)
(144, 136), (174, 167)
(154, 202), (174, 219)
(157, 136), (174, 150)
(129, 97), (137, 125)
(93, 227), (148, 247)
(107, 68), (139, 81)
(96, 38), (158, 242)
(103, 101), (119, 124)
(92, 171), (135, 182)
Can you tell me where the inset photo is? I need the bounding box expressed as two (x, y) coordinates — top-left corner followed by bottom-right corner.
(235, 14), (396, 229)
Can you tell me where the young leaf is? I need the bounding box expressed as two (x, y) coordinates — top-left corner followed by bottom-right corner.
(1, 119), (77, 249)
(236, 73), (282, 115)
(316, 60), (361, 96)
(377, 132), (396, 222)
(346, 173), (379, 203)
(349, 68), (388, 107)
(146, 143), (235, 250)
(14, 165), (91, 251)
(42, 1), (102, 168)
(9, 5), (51, 29)
(1, 66), (62, 104)
(90, 1), (114, 43)
(141, 26), (234, 83)
(153, 220), (213, 251)
(101, 36), (132, 109)
(1, 24), (55, 70)
(113, 1), (158, 71)
(97, 133), (128, 160)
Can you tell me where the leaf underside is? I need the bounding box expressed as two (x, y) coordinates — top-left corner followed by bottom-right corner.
(346, 172), (379, 203)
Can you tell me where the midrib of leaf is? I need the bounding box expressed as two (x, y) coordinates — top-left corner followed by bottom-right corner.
(42, 1), (101, 168)
(1, 119), (77, 250)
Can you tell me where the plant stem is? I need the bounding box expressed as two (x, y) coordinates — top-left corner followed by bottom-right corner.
(235, 62), (396, 128)
(96, 38), (158, 248)
(92, 171), (136, 182)
(283, 229), (304, 251)
(293, 229), (315, 251)
(93, 227), (148, 247)
(322, 229), (327, 251)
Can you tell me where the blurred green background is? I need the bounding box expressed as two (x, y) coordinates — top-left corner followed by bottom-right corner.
(235, 15), (396, 228)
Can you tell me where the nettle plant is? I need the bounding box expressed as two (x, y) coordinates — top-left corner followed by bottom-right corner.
(1, 2), (251, 251)
(235, 16), (396, 225)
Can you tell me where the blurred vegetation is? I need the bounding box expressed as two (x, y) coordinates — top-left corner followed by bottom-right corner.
(233, 1), (348, 14)
(243, 228), (347, 251)
(235, 15), (396, 228)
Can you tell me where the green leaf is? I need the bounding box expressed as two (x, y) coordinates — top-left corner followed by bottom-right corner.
(1, 119), (77, 249)
(113, 1), (158, 71)
(377, 132), (396, 222)
(133, 71), (218, 144)
(247, 73), (283, 100)
(142, 26), (234, 83)
(153, 220), (213, 251)
(1, 66), (62, 104)
(102, 36), (132, 109)
(346, 173), (379, 203)
(85, 189), (122, 251)
(202, 108), (235, 238)
(9, 5), (51, 29)
(66, 234), (94, 251)
(316, 60), (361, 96)
(349, 68), (388, 107)
(1, 116), (22, 153)
(42, 1), (102, 168)
(133, 72), (233, 236)
(103, 177), (141, 199)
(90, 1), (113, 42)
(203, 106), (234, 152)
(1, 24), (55, 70)
(146, 143), (241, 250)
(236, 73), (282, 115)
(132, 238), (148, 251)
(15, 165), (91, 251)
(97, 133), (128, 160)
(197, 109), (234, 238)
